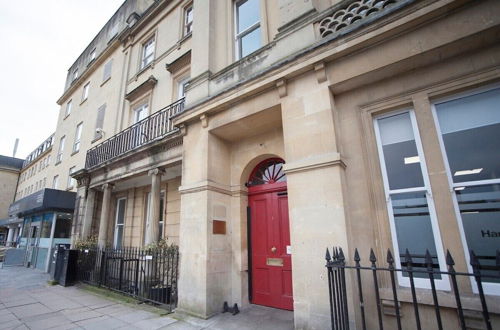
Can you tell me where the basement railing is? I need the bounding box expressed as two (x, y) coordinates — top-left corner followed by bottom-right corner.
(85, 98), (185, 169)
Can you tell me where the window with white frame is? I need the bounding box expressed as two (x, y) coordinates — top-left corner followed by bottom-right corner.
(177, 77), (189, 100)
(235, 0), (261, 59)
(133, 103), (149, 124)
(57, 136), (65, 163)
(114, 198), (126, 248)
(141, 36), (155, 69)
(184, 4), (193, 36)
(73, 69), (78, 81)
(67, 167), (76, 189)
(73, 122), (83, 153)
(374, 110), (448, 289)
(65, 100), (72, 117)
(53, 175), (59, 189)
(434, 87), (500, 291)
(82, 82), (90, 101)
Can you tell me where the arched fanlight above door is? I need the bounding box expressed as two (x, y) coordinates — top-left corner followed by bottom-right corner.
(247, 158), (286, 187)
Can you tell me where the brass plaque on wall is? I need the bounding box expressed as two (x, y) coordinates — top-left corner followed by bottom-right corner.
(266, 258), (284, 267)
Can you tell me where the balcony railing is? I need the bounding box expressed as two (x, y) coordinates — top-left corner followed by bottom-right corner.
(85, 98), (185, 169)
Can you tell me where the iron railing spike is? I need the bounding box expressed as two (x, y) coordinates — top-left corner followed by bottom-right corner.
(387, 249), (394, 264)
(446, 250), (455, 266)
(425, 250), (433, 270)
(405, 249), (413, 268)
(354, 248), (360, 262)
(326, 248), (331, 262)
(338, 248), (345, 262)
(369, 248), (376, 263)
(469, 250), (479, 267)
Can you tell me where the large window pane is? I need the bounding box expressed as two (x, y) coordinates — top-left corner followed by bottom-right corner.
(456, 184), (500, 283)
(378, 112), (425, 190)
(436, 88), (500, 183)
(241, 27), (261, 58)
(237, 0), (260, 33)
(54, 213), (72, 238)
(391, 192), (441, 278)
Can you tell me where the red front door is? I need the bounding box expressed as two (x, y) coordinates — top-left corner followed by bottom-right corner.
(249, 182), (293, 310)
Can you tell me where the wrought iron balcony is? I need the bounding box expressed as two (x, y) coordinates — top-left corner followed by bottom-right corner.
(85, 98), (185, 169)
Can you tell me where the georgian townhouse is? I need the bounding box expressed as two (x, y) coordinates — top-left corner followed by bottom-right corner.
(9, 0), (500, 328)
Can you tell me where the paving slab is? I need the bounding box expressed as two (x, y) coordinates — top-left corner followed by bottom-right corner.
(0, 266), (294, 330)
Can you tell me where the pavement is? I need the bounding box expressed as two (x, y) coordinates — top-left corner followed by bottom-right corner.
(0, 264), (294, 329)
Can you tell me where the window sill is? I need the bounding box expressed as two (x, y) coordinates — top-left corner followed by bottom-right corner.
(80, 98), (88, 106)
(91, 135), (103, 144)
(63, 113), (70, 120)
(71, 150), (79, 156)
(136, 62), (153, 80)
(100, 77), (111, 87)
(55, 160), (62, 166)
(66, 186), (74, 191)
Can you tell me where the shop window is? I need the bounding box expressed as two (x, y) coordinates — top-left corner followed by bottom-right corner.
(54, 214), (72, 238)
(434, 87), (500, 289)
(41, 215), (52, 238)
(235, 0), (261, 59)
(114, 198), (126, 248)
(374, 110), (448, 289)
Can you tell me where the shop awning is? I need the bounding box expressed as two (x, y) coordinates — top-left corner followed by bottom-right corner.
(8, 189), (76, 217)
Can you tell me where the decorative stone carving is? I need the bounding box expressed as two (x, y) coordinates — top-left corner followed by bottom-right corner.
(318, 0), (401, 38)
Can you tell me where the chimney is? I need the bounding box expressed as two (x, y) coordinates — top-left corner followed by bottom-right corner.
(13, 138), (19, 158)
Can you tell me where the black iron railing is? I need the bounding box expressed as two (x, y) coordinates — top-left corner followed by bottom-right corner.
(85, 98), (185, 169)
(326, 247), (500, 330)
(77, 246), (179, 311)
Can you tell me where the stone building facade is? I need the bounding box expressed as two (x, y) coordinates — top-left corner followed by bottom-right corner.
(17, 0), (500, 328)
(0, 155), (23, 246)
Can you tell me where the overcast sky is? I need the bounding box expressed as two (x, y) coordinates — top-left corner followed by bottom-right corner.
(0, 0), (124, 159)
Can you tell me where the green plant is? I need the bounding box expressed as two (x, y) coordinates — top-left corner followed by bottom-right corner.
(74, 235), (98, 250)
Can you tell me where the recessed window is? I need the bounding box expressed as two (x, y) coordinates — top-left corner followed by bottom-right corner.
(65, 100), (72, 117)
(103, 59), (113, 82)
(374, 110), (448, 289)
(144, 191), (165, 244)
(235, 0), (261, 59)
(52, 175), (59, 189)
(141, 36), (155, 69)
(73, 69), (79, 81)
(57, 136), (65, 163)
(90, 48), (96, 62)
(177, 77), (189, 100)
(67, 167), (76, 189)
(94, 104), (106, 140)
(114, 198), (126, 248)
(73, 123), (83, 153)
(82, 82), (90, 101)
(184, 5), (193, 36)
(133, 103), (149, 123)
(435, 87), (500, 287)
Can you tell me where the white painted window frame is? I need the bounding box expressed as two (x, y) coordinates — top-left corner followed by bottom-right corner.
(73, 122), (83, 153)
(144, 190), (166, 244)
(82, 82), (90, 101)
(374, 109), (450, 290)
(133, 103), (149, 124)
(234, 0), (261, 60)
(184, 4), (193, 36)
(65, 100), (72, 117)
(114, 198), (127, 249)
(141, 36), (155, 69)
(431, 83), (500, 296)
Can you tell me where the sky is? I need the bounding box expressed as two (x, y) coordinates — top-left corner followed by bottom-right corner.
(0, 0), (124, 159)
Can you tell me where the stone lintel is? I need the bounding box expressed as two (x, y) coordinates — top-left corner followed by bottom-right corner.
(283, 152), (346, 175)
